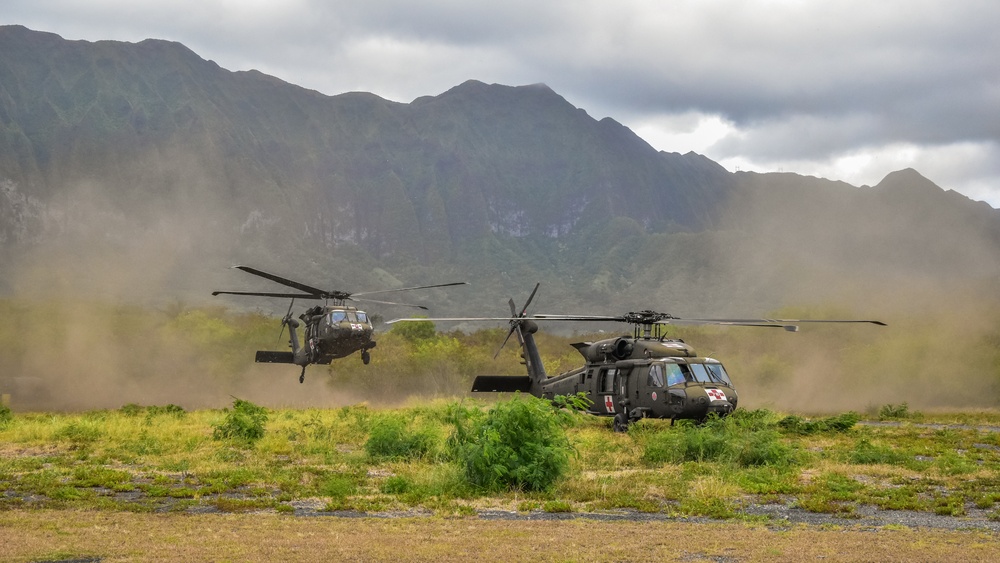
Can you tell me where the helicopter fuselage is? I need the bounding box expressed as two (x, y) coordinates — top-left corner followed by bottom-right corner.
(471, 319), (738, 430)
(394, 283), (881, 430)
(536, 339), (738, 422)
(214, 265), (467, 383)
(390, 282), (882, 430)
(299, 305), (375, 364)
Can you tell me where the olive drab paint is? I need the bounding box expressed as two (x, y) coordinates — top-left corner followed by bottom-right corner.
(213, 265), (466, 383)
(389, 283), (884, 432)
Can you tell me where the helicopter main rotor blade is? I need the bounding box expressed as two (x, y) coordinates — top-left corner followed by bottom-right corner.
(212, 290), (322, 300)
(230, 265), (328, 296)
(352, 281), (468, 297)
(533, 314), (625, 321)
(531, 312), (885, 332)
(350, 297), (429, 310)
(385, 317), (517, 324)
(657, 318), (887, 328)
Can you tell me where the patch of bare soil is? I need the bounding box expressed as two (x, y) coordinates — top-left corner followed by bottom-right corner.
(2, 509), (999, 563)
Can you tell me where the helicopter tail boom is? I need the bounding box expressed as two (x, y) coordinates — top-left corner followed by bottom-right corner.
(471, 375), (533, 393)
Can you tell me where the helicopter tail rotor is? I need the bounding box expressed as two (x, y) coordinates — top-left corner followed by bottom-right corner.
(494, 282), (540, 359)
(277, 299), (296, 343)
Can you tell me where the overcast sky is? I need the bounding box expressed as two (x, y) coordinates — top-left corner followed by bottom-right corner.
(7, 0), (1000, 207)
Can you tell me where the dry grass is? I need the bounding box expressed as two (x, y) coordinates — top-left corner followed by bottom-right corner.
(1, 510), (998, 562)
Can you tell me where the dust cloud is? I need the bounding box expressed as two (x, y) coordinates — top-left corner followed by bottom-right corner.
(0, 165), (362, 412)
(706, 173), (1000, 413)
(2, 168), (998, 415)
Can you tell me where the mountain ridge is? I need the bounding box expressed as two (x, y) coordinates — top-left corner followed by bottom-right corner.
(0, 25), (997, 318)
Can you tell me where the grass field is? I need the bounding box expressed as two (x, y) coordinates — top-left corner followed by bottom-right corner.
(2, 399), (1000, 561)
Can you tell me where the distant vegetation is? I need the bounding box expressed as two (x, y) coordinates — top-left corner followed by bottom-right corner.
(1, 297), (999, 413)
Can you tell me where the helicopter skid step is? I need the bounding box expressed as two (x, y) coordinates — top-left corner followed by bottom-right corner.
(255, 351), (296, 364)
(471, 375), (533, 393)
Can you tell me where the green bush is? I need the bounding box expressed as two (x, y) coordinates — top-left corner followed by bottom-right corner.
(0, 404), (12, 427)
(212, 398), (268, 444)
(778, 412), (859, 435)
(732, 429), (795, 467)
(449, 395), (574, 492)
(643, 415), (795, 467)
(680, 421), (732, 462)
(878, 402), (911, 420)
(364, 415), (438, 461)
(390, 319), (437, 342)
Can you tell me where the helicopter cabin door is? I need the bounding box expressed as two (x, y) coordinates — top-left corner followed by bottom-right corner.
(596, 367), (618, 415)
(617, 367), (635, 413)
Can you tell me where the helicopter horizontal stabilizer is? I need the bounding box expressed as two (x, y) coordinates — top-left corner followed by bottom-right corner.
(471, 375), (533, 393)
(255, 351), (296, 364)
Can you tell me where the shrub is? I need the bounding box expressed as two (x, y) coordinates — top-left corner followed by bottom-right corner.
(878, 402), (911, 420)
(643, 415), (795, 467)
(212, 398), (268, 444)
(390, 319), (437, 342)
(778, 412), (859, 435)
(364, 415), (438, 461)
(449, 395), (574, 492)
(732, 429), (795, 467)
(0, 404), (11, 427)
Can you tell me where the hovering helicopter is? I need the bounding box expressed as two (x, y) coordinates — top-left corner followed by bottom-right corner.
(213, 265), (466, 383)
(389, 284), (885, 431)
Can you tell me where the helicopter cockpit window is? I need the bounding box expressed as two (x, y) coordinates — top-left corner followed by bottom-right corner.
(688, 363), (714, 383)
(664, 364), (686, 386)
(705, 363), (732, 386)
(356, 311), (369, 324)
(600, 368), (617, 394)
(647, 364), (665, 388)
(330, 311), (347, 323)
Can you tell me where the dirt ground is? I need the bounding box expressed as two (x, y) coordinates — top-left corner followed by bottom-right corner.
(2, 509), (999, 562)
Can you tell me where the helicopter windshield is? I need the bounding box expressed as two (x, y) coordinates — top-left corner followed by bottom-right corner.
(356, 311), (369, 323)
(688, 364), (715, 383)
(686, 363), (733, 386)
(663, 363), (686, 386)
(705, 363), (732, 386)
(330, 311), (347, 323)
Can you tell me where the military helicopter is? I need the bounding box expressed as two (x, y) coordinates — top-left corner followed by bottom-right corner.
(389, 283), (885, 431)
(213, 265), (466, 383)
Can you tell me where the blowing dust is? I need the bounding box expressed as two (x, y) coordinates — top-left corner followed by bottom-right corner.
(2, 172), (999, 414)
(709, 177), (1000, 413)
(0, 175), (363, 412)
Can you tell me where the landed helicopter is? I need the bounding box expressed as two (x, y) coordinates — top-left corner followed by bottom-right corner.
(389, 284), (885, 431)
(213, 265), (466, 383)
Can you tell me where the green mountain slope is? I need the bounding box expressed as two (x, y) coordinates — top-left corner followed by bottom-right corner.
(1, 25), (998, 322)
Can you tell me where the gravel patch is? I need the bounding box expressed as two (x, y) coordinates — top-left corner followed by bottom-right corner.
(296, 503), (1000, 531)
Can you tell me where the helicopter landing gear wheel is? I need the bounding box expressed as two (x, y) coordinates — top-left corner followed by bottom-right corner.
(613, 412), (629, 433)
(362, 350), (371, 365)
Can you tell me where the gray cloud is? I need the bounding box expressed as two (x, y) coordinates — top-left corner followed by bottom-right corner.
(6, 0), (999, 205)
